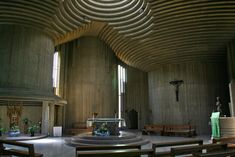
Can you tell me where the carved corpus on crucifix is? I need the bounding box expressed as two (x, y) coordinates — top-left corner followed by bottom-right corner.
(169, 80), (184, 101)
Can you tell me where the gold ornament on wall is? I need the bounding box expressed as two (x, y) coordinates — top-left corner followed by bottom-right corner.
(7, 102), (23, 127)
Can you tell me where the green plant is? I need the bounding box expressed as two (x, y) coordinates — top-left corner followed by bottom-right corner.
(97, 123), (108, 133)
(0, 127), (6, 133)
(10, 124), (20, 132)
(22, 118), (29, 125)
(0, 118), (5, 135)
(28, 122), (40, 136)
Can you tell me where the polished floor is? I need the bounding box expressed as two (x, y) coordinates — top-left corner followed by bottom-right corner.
(10, 132), (211, 157)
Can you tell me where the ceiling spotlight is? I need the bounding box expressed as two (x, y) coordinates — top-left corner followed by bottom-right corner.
(139, 7), (145, 13)
(82, 16), (87, 21)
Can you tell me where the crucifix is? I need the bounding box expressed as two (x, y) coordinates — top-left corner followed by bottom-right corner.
(169, 80), (184, 101)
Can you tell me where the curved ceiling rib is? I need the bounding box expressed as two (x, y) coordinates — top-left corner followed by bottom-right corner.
(0, 0), (60, 37)
(0, 0), (235, 71)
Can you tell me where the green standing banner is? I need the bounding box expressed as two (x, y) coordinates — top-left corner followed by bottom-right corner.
(211, 112), (220, 138)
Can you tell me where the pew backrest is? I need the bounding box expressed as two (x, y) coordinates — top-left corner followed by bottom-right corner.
(0, 140), (43, 157)
(212, 136), (235, 148)
(171, 143), (228, 156)
(76, 145), (141, 151)
(152, 139), (203, 157)
(76, 144), (141, 157)
(193, 149), (235, 157)
(152, 139), (203, 148)
(76, 148), (154, 157)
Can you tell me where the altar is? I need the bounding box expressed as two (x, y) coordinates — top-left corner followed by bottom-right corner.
(87, 118), (126, 136)
(65, 118), (148, 147)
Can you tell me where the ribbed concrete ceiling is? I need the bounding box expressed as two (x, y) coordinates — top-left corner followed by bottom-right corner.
(0, 0), (235, 71)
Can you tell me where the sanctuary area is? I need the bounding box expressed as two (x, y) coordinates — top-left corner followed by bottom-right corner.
(1, 0), (235, 157)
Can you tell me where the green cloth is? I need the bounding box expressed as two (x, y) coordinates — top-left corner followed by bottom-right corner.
(211, 112), (220, 138)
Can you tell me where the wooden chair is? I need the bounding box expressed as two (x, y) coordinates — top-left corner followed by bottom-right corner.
(0, 140), (43, 157)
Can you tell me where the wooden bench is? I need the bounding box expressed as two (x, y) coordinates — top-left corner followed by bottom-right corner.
(171, 143), (228, 157)
(142, 124), (196, 137)
(142, 124), (164, 135)
(75, 144), (141, 157)
(193, 149), (235, 157)
(164, 124), (196, 137)
(212, 136), (235, 148)
(152, 139), (203, 157)
(0, 140), (43, 157)
(76, 149), (154, 157)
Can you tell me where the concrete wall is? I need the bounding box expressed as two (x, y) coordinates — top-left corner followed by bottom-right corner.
(148, 61), (230, 134)
(0, 25), (54, 99)
(125, 66), (149, 129)
(60, 37), (118, 128)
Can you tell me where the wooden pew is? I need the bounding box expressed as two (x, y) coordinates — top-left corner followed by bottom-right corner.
(152, 139), (203, 157)
(142, 124), (196, 137)
(171, 143), (228, 157)
(75, 145), (141, 157)
(142, 125), (164, 135)
(76, 148), (154, 157)
(75, 145), (141, 156)
(212, 136), (235, 148)
(164, 124), (196, 137)
(193, 149), (235, 157)
(0, 140), (43, 157)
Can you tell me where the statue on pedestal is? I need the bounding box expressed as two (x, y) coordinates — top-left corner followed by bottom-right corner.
(216, 96), (222, 114)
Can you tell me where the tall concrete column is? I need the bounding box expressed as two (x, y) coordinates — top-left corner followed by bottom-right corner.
(227, 41), (235, 117)
(229, 81), (235, 116)
(41, 101), (49, 135)
(49, 103), (55, 136)
(0, 25), (55, 100)
(64, 37), (117, 128)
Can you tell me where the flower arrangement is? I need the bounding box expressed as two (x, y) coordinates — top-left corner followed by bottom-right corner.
(94, 123), (110, 136)
(9, 123), (20, 137)
(28, 121), (40, 136)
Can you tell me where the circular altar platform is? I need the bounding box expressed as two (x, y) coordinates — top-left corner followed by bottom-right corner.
(0, 134), (47, 141)
(65, 131), (149, 146)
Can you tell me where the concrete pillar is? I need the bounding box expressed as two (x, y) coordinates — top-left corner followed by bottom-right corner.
(227, 41), (235, 117)
(49, 103), (55, 136)
(58, 105), (64, 126)
(65, 37), (117, 128)
(41, 101), (49, 135)
(229, 81), (235, 117)
(0, 25), (55, 100)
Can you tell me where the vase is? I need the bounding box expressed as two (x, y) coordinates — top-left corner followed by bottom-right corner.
(8, 131), (20, 137)
(30, 131), (34, 137)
